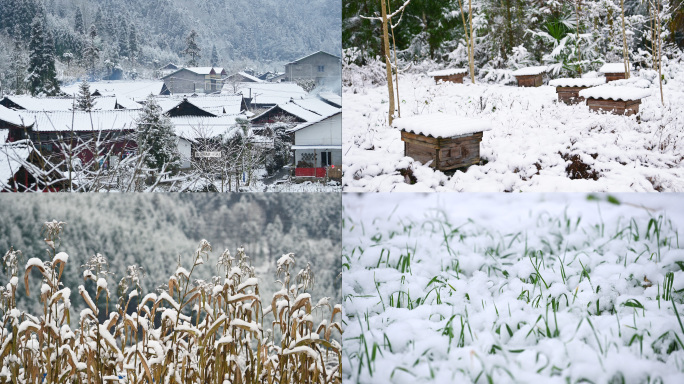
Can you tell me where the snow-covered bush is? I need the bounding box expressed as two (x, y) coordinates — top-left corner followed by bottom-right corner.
(0, 221), (341, 383)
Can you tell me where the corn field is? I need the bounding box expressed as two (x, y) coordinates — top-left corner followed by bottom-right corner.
(0, 220), (342, 384)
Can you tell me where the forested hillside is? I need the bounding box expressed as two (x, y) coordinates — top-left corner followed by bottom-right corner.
(344, 0), (684, 76)
(0, 193), (341, 320)
(0, 0), (341, 92)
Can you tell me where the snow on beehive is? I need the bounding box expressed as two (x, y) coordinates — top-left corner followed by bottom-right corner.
(512, 65), (548, 76)
(549, 78), (606, 87)
(427, 68), (468, 77)
(579, 85), (651, 101)
(599, 62), (630, 73)
(392, 113), (492, 138)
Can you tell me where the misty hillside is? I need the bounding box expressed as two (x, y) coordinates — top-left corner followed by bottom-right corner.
(0, 0), (341, 88)
(0, 193), (341, 319)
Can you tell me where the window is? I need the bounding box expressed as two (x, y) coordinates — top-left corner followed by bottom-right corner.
(321, 151), (332, 166)
(317, 65), (325, 72)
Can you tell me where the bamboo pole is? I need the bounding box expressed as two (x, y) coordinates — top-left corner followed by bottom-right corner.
(620, 0), (631, 78)
(468, 0), (475, 83)
(380, 0), (396, 124)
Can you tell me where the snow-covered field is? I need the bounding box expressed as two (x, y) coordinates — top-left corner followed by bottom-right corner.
(342, 193), (684, 383)
(343, 73), (684, 192)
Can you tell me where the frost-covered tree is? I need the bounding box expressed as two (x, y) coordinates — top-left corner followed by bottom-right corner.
(182, 29), (201, 66)
(74, 7), (84, 34)
(136, 96), (181, 175)
(117, 17), (129, 58)
(27, 15), (59, 96)
(8, 33), (27, 93)
(76, 79), (93, 111)
(128, 24), (138, 62)
(82, 24), (99, 72)
(211, 44), (219, 66)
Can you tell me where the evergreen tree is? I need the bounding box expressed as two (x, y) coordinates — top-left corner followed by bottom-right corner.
(82, 24), (100, 72)
(76, 79), (94, 111)
(136, 96), (182, 175)
(118, 17), (129, 58)
(74, 7), (84, 34)
(27, 15), (59, 96)
(182, 29), (201, 66)
(211, 44), (219, 66)
(93, 8), (103, 32)
(42, 27), (60, 95)
(9, 30), (27, 93)
(128, 24), (138, 62)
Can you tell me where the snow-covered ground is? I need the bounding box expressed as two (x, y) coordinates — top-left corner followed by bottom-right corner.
(343, 73), (684, 192)
(343, 193), (684, 383)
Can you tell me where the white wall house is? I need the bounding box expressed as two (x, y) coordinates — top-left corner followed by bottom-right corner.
(287, 112), (341, 178)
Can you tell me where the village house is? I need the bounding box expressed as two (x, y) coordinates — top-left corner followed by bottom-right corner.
(0, 139), (69, 192)
(287, 111), (341, 179)
(284, 51), (341, 88)
(162, 67), (227, 94)
(0, 108), (139, 167)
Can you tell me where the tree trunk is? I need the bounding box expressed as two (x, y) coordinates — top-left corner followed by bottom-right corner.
(380, 0), (395, 124)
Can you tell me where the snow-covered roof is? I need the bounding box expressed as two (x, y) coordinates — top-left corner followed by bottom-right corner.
(17, 110), (140, 132)
(276, 103), (322, 122)
(186, 95), (244, 115)
(60, 81), (165, 100)
(578, 85), (651, 101)
(291, 98), (340, 119)
(0, 141), (32, 186)
(512, 66), (548, 76)
(236, 72), (264, 83)
(599, 62), (630, 74)
(287, 111), (341, 133)
(0, 104), (25, 126)
(427, 68), (468, 77)
(170, 115), (241, 140)
(549, 78), (606, 87)
(393, 114), (492, 138)
(183, 67), (225, 75)
(287, 50), (340, 65)
(318, 92), (341, 107)
(228, 82), (308, 105)
(0, 140), (66, 190)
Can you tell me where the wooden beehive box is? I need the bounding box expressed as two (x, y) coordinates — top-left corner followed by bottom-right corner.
(549, 78), (606, 104)
(392, 114), (492, 171)
(427, 68), (468, 84)
(512, 66), (547, 87)
(579, 85), (650, 116)
(599, 63), (630, 82)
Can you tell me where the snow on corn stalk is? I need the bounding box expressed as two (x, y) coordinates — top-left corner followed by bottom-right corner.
(0, 221), (342, 384)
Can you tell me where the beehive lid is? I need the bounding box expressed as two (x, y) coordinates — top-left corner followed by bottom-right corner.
(393, 113), (492, 138)
(427, 68), (468, 77)
(549, 78), (606, 87)
(579, 85), (651, 101)
(512, 66), (548, 76)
